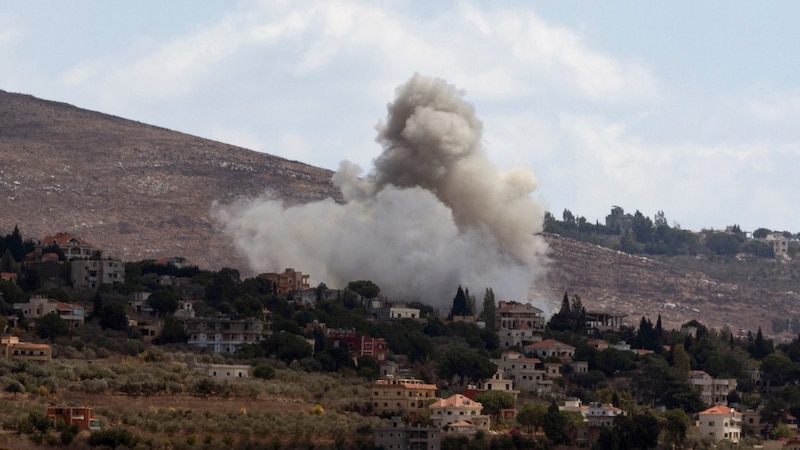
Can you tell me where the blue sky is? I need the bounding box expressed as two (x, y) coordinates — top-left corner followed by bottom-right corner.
(2, 1), (799, 233)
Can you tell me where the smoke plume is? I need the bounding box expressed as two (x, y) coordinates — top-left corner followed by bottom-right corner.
(215, 74), (548, 310)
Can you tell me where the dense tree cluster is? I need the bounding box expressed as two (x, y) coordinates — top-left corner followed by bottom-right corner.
(545, 207), (798, 259)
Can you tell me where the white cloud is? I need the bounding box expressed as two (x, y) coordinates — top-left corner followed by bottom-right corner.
(551, 111), (800, 231)
(745, 88), (800, 124)
(0, 14), (23, 47)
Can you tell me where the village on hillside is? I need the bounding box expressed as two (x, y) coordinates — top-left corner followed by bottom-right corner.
(3, 228), (800, 450)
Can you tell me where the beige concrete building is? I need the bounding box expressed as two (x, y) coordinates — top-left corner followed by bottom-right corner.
(13, 295), (85, 327)
(0, 335), (52, 361)
(689, 370), (738, 406)
(371, 376), (437, 415)
(495, 301), (546, 332)
(259, 268), (310, 295)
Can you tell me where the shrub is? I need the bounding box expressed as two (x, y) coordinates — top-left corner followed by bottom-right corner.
(253, 362), (276, 380)
(87, 428), (139, 448)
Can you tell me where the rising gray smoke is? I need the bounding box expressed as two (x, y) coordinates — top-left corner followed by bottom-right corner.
(215, 74), (548, 311)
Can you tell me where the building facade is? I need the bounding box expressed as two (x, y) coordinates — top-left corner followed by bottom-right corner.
(47, 407), (101, 431)
(0, 336), (52, 361)
(495, 301), (546, 332)
(374, 416), (440, 450)
(185, 317), (266, 353)
(13, 295), (85, 327)
(36, 232), (96, 261)
(71, 259), (125, 290)
(330, 331), (389, 364)
(429, 394), (488, 431)
(258, 268), (310, 295)
(202, 364), (251, 378)
(371, 376), (437, 415)
(525, 339), (575, 360)
(496, 351), (551, 393)
(698, 405), (742, 444)
(689, 371), (738, 406)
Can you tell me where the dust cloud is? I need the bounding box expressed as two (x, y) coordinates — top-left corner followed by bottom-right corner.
(215, 74), (549, 311)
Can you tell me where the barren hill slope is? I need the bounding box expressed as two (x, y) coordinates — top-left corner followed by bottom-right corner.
(543, 234), (800, 338)
(0, 89), (339, 268)
(1, 90), (795, 337)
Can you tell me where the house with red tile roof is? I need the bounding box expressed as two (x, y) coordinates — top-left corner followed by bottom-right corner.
(0, 272), (17, 283)
(1, 335), (52, 361)
(698, 405), (741, 444)
(13, 295), (85, 327)
(430, 394), (490, 431)
(36, 232), (96, 261)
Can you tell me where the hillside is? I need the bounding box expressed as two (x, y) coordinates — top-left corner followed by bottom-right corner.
(1, 89), (797, 337)
(543, 234), (800, 338)
(0, 89), (339, 269)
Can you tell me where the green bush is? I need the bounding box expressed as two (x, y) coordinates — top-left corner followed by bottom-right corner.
(253, 362), (276, 380)
(87, 427), (139, 448)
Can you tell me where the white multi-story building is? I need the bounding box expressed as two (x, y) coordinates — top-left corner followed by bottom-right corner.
(496, 351), (551, 393)
(585, 403), (625, 427)
(698, 405), (741, 444)
(71, 259), (125, 290)
(185, 317), (266, 353)
(689, 371), (738, 406)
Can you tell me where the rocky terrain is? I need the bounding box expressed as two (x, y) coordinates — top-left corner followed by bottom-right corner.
(543, 234), (800, 339)
(2, 89), (798, 338)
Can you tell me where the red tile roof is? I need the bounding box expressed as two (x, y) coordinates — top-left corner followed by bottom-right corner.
(699, 405), (737, 415)
(430, 394), (483, 410)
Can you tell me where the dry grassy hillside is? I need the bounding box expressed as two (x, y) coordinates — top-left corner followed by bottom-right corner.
(543, 234), (800, 339)
(0, 89), (339, 269)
